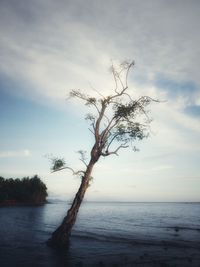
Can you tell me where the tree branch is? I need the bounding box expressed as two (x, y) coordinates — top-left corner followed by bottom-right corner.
(104, 132), (119, 152)
(111, 63), (119, 94)
(101, 143), (129, 157)
(77, 150), (88, 167)
(108, 61), (134, 101)
(51, 166), (85, 176)
(70, 89), (101, 114)
(94, 100), (107, 141)
(125, 60), (134, 88)
(88, 127), (95, 135)
(88, 82), (105, 98)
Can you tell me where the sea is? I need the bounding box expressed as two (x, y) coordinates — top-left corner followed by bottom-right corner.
(0, 201), (200, 267)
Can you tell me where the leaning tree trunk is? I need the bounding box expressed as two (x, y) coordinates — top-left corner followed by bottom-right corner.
(47, 161), (95, 248)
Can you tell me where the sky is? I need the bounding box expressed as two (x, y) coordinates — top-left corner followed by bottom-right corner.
(0, 0), (200, 202)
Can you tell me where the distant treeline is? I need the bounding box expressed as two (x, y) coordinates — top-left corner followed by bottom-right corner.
(0, 175), (48, 205)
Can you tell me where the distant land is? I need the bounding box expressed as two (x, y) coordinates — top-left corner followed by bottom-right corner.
(0, 175), (48, 206)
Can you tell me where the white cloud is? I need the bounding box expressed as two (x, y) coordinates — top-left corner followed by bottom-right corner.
(0, 149), (31, 158)
(151, 165), (173, 172)
(0, 0), (200, 103)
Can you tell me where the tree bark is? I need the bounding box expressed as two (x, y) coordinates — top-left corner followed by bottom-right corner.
(47, 161), (95, 248)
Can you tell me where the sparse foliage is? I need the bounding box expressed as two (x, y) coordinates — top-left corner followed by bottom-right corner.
(47, 60), (158, 247)
(51, 158), (66, 172)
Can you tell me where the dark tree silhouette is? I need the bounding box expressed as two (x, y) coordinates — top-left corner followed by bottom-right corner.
(0, 175), (47, 204)
(47, 61), (158, 248)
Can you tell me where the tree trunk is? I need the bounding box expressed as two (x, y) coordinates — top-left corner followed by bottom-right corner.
(47, 161), (95, 248)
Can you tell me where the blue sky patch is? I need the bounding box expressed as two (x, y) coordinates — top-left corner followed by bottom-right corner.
(185, 105), (200, 117)
(155, 74), (198, 100)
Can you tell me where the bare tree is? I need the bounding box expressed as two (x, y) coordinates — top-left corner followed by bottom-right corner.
(47, 61), (158, 248)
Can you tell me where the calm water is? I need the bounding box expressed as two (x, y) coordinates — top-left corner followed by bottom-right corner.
(0, 201), (200, 266)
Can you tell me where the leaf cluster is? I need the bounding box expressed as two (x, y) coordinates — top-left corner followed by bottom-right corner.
(51, 158), (66, 172)
(115, 122), (147, 142)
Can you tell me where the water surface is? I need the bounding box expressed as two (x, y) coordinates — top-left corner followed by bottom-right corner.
(0, 201), (200, 266)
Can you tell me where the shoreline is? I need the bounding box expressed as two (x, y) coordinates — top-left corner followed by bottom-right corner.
(0, 200), (47, 207)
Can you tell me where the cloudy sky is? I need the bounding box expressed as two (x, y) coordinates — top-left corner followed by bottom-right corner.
(0, 0), (200, 201)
